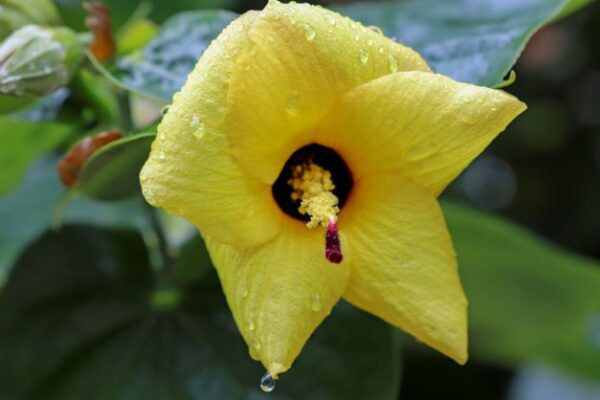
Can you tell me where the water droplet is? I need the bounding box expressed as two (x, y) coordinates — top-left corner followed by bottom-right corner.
(158, 150), (165, 160)
(304, 23), (316, 41)
(144, 188), (154, 202)
(388, 54), (398, 72)
(368, 25), (383, 35)
(353, 34), (360, 42)
(378, 46), (385, 54)
(160, 105), (170, 116)
(359, 48), (369, 65)
(286, 91), (299, 115)
(260, 372), (276, 393)
(366, 38), (374, 47)
(248, 319), (256, 331)
(325, 14), (336, 25)
(241, 286), (249, 298)
(311, 293), (322, 311)
(252, 338), (261, 351)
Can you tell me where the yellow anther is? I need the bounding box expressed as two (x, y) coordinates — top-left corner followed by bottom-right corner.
(288, 160), (340, 228)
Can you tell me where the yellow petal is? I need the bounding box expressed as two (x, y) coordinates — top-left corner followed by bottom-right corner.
(225, 0), (430, 184)
(140, 12), (282, 248)
(317, 71), (527, 196)
(205, 220), (350, 377)
(340, 173), (468, 364)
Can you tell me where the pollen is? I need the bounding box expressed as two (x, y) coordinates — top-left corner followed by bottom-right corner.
(288, 160), (343, 263)
(288, 160), (340, 228)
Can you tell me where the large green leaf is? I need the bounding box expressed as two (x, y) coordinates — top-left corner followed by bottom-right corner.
(76, 132), (154, 201)
(442, 202), (600, 380)
(107, 10), (237, 100)
(0, 116), (74, 195)
(0, 225), (400, 399)
(0, 157), (148, 285)
(336, 0), (568, 87)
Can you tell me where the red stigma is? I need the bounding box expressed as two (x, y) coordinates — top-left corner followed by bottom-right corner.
(325, 220), (343, 264)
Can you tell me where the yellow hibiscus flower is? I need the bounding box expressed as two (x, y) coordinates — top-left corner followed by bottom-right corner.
(140, 0), (526, 381)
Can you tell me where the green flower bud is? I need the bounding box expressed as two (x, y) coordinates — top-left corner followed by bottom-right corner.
(0, 25), (84, 97)
(0, 0), (61, 40)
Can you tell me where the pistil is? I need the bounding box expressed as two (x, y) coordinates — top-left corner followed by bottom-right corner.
(288, 160), (343, 263)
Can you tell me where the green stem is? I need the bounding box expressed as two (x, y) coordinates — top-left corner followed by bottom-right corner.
(143, 200), (174, 290)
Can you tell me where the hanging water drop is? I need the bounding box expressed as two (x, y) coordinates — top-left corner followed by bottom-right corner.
(304, 23), (316, 41)
(260, 372), (276, 393)
(359, 48), (369, 65)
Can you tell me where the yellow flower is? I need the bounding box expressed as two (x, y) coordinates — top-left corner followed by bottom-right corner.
(140, 0), (526, 379)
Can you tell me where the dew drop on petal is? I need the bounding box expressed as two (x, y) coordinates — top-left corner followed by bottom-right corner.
(286, 91), (299, 115)
(260, 372), (276, 393)
(359, 48), (369, 64)
(311, 293), (322, 312)
(241, 286), (249, 298)
(248, 319), (256, 332)
(368, 25), (383, 35)
(388, 54), (398, 72)
(353, 34), (360, 42)
(366, 38), (374, 47)
(325, 14), (336, 25)
(304, 23), (316, 41)
(158, 150), (165, 160)
(378, 46), (385, 54)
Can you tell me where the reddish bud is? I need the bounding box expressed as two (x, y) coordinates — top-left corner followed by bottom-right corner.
(58, 130), (122, 187)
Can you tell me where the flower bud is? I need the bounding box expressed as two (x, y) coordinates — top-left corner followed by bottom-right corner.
(0, 0), (61, 40)
(0, 25), (84, 97)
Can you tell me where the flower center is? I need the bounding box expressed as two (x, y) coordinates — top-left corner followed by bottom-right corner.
(272, 144), (353, 264)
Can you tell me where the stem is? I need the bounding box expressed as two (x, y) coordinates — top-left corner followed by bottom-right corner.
(142, 200), (174, 290)
(117, 90), (133, 132)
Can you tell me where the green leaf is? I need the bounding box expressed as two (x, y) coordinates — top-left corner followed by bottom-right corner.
(55, 0), (237, 31)
(442, 202), (600, 380)
(557, 0), (597, 19)
(76, 132), (154, 201)
(0, 94), (33, 113)
(0, 157), (149, 285)
(98, 10), (238, 101)
(0, 226), (400, 399)
(0, 116), (74, 195)
(335, 0), (568, 87)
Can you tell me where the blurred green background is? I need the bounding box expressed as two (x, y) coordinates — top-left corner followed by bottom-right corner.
(0, 0), (599, 399)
